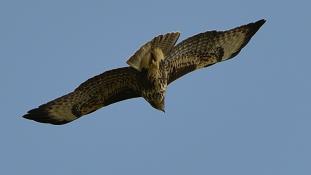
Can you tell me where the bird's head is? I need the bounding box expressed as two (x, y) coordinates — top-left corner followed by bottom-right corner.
(149, 98), (165, 112)
(146, 91), (165, 112)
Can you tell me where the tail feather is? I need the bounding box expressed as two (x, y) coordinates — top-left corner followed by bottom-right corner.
(127, 32), (180, 71)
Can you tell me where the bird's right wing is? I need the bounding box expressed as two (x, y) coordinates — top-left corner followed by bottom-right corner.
(126, 32), (180, 71)
(166, 19), (265, 84)
(22, 67), (143, 125)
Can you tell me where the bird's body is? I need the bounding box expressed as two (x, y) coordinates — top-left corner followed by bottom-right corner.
(23, 19), (265, 125)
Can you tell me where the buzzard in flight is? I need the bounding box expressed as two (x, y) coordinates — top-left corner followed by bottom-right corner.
(22, 19), (265, 125)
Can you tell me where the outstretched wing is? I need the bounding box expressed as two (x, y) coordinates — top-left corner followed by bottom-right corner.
(166, 19), (265, 83)
(22, 67), (143, 125)
(127, 32), (180, 71)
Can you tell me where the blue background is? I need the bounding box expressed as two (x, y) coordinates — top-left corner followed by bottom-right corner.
(1, 0), (310, 174)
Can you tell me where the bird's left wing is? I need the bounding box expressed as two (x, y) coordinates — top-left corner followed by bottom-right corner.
(23, 67), (143, 125)
(166, 19), (265, 84)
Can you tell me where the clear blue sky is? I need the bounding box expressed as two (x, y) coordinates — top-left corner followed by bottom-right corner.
(1, 0), (310, 174)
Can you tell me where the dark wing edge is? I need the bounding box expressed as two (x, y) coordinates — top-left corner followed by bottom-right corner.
(23, 92), (80, 125)
(226, 19), (266, 60)
(22, 67), (142, 125)
(166, 19), (266, 84)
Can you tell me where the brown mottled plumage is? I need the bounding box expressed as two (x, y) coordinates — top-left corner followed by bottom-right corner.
(22, 19), (265, 125)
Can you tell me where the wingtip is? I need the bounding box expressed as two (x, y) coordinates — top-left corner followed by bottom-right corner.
(253, 19), (266, 29)
(243, 19), (266, 43)
(22, 113), (31, 120)
(256, 19), (266, 25)
(22, 107), (70, 125)
(250, 19), (266, 31)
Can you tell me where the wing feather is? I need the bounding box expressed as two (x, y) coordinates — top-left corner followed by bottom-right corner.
(23, 67), (142, 125)
(166, 19), (265, 84)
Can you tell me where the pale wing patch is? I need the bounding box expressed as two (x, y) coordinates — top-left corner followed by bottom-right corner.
(126, 43), (152, 71)
(217, 32), (246, 60)
(127, 32), (180, 72)
(48, 103), (78, 121)
(152, 47), (165, 62)
(23, 92), (83, 124)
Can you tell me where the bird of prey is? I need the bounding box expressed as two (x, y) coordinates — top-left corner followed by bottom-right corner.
(22, 19), (265, 125)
